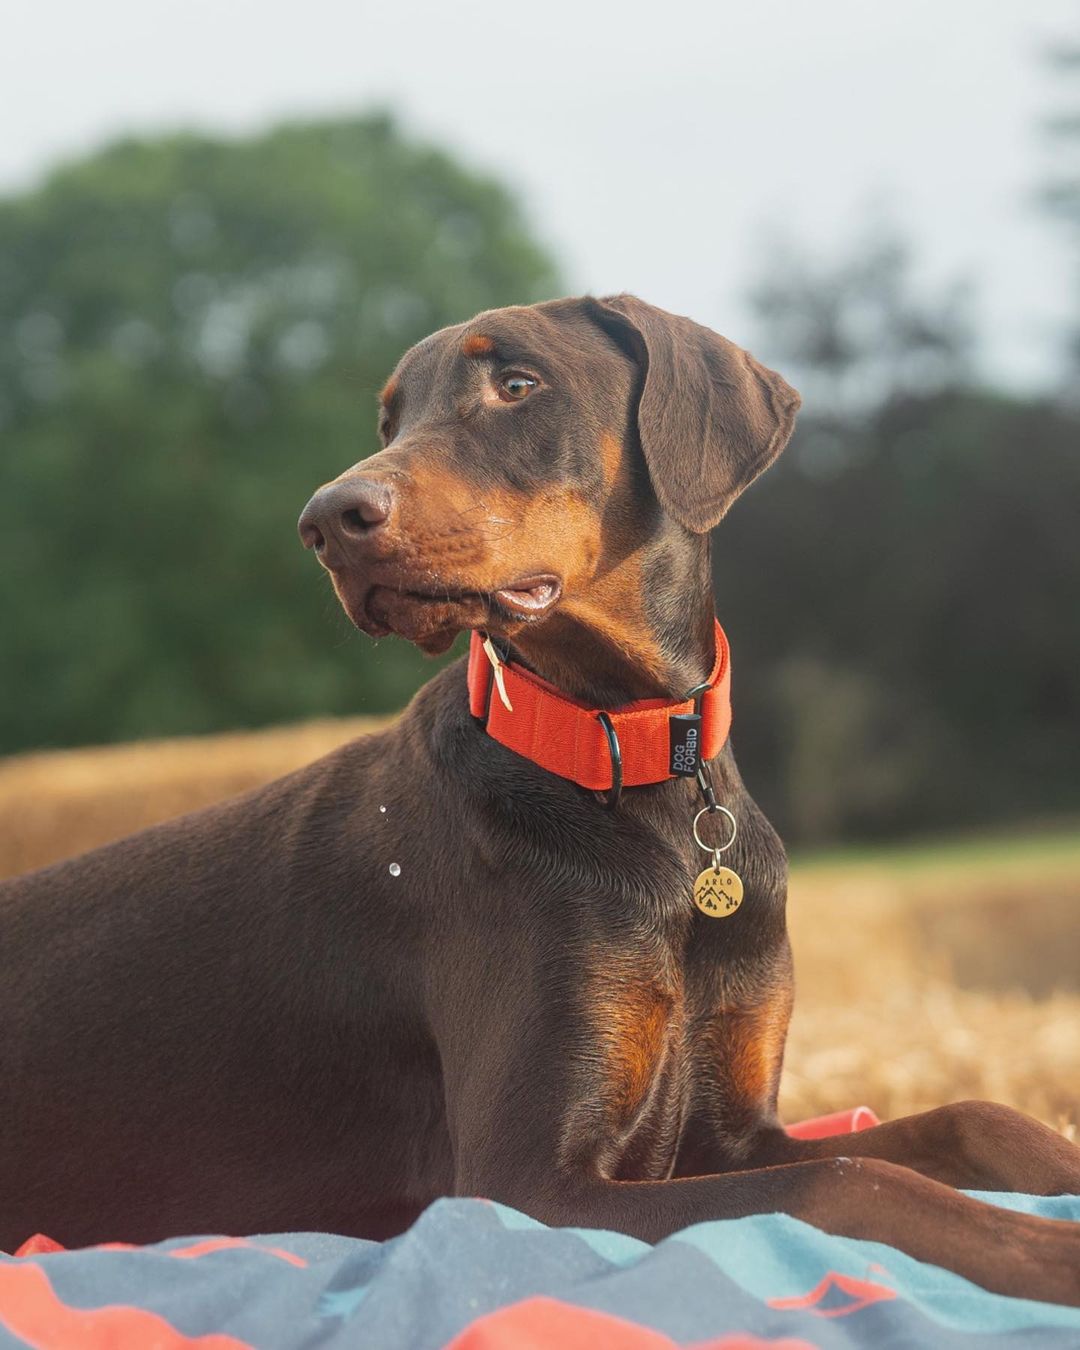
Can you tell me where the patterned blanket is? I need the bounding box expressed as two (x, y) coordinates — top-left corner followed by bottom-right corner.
(3, 1189), (1080, 1348)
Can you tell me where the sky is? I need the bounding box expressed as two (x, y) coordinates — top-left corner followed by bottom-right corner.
(3, 0), (1077, 389)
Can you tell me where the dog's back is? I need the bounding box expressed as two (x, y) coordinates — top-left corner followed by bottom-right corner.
(0, 712), (456, 1246)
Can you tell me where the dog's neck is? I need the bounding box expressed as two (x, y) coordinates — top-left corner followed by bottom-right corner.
(502, 539), (717, 708)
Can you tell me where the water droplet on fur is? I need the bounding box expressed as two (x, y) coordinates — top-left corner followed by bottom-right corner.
(388, 862), (401, 877)
(379, 805), (387, 814)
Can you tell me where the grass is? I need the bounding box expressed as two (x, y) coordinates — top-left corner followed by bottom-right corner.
(793, 824), (1080, 877)
(2, 716), (1077, 1135)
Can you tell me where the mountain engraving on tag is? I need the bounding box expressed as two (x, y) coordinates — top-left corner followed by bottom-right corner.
(693, 866), (744, 918)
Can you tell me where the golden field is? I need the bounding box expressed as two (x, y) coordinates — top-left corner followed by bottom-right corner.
(1, 721), (1077, 1135)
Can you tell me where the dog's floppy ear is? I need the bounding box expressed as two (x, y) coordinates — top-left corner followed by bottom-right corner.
(586, 294), (801, 533)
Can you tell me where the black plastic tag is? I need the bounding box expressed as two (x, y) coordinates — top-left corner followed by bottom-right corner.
(669, 713), (702, 777)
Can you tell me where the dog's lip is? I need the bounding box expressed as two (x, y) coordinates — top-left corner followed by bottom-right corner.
(349, 572), (563, 642)
(368, 574), (562, 618)
(490, 574), (562, 616)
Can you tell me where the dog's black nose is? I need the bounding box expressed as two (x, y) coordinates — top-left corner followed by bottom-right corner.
(298, 479), (394, 554)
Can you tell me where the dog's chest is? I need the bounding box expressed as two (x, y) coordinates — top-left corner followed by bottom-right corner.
(584, 940), (790, 1182)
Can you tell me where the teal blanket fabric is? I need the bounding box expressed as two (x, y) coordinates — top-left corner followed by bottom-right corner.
(2, 1191), (1078, 1347)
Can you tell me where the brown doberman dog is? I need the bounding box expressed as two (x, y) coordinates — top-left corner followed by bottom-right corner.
(1, 295), (1078, 1305)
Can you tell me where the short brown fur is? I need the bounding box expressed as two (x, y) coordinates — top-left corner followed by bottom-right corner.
(1, 296), (1079, 1307)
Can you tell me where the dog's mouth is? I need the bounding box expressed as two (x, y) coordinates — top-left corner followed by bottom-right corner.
(336, 573), (563, 653)
(489, 575), (562, 615)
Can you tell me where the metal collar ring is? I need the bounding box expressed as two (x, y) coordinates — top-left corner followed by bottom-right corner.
(692, 805), (737, 856)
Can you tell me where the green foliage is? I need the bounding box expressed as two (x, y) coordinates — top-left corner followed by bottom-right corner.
(0, 116), (560, 751)
(716, 387), (1080, 841)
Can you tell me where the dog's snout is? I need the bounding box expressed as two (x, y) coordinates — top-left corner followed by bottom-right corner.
(298, 479), (394, 557)
(341, 479), (394, 532)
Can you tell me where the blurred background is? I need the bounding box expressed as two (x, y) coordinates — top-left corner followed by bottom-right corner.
(1, 1), (1077, 1121)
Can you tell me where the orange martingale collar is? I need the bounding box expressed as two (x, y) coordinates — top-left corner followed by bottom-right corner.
(466, 619), (732, 794)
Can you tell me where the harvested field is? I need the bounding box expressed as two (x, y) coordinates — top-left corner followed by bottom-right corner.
(783, 838), (1080, 1136)
(0, 718), (389, 879)
(2, 721), (1077, 1133)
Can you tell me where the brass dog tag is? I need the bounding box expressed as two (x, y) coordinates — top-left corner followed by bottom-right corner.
(693, 865), (744, 918)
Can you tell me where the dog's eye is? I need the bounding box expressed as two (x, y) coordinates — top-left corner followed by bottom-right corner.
(498, 373), (538, 402)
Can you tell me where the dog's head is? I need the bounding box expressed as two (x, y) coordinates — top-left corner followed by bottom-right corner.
(299, 295), (799, 694)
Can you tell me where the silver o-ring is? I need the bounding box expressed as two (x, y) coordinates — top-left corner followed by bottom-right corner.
(692, 805), (737, 856)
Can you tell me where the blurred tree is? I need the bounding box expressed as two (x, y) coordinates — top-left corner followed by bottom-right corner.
(0, 116), (560, 753)
(748, 226), (975, 417)
(1041, 26), (1080, 382)
(721, 231), (1080, 842)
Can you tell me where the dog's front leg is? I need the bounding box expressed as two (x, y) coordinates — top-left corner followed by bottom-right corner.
(756, 1100), (1080, 1196)
(454, 1140), (1080, 1307)
(441, 1024), (1080, 1308)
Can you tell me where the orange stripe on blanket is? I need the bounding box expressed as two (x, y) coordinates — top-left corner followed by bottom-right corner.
(444, 1295), (820, 1350)
(0, 1261), (252, 1350)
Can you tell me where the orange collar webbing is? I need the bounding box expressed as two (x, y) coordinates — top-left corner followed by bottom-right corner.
(466, 619), (732, 794)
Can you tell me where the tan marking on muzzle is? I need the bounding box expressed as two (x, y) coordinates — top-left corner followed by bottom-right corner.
(388, 461), (600, 590)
